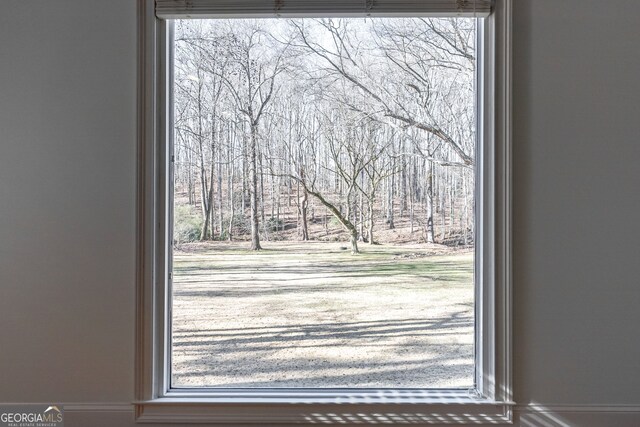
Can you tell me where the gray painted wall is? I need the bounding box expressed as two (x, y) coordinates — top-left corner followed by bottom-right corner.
(0, 0), (136, 404)
(1, 0), (638, 425)
(512, 0), (640, 408)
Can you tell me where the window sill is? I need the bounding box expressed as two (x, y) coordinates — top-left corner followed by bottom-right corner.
(135, 394), (515, 424)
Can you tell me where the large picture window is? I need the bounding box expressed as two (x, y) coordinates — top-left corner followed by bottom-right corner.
(171, 16), (476, 390)
(136, 1), (511, 424)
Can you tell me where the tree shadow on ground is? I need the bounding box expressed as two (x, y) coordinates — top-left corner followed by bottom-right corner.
(172, 312), (474, 388)
(173, 313), (472, 349)
(171, 245), (474, 388)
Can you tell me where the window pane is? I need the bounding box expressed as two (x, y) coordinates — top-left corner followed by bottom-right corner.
(171, 17), (476, 389)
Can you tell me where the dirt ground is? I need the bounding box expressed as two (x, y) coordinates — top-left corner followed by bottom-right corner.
(171, 241), (474, 389)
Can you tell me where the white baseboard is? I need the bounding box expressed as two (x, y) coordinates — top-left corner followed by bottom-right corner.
(515, 404), (640, 427)
(57, 402), (640, 426)
(63, 403), (133, 412)
(517, 403), (640, 413)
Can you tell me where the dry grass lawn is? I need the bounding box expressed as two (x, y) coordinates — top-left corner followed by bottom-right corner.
(171, 241), (474, 389)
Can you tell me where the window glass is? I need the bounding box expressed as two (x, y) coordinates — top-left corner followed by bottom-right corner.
(170, 17), (476, 389)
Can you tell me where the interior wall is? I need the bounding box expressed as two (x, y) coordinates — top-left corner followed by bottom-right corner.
(0, 0), (137, 404)
(512, 0), (640, 406)
(1, 0), (638, 426)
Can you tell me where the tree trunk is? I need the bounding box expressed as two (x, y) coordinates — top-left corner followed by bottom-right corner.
(300, 188), (309, 241)
(195, 76), (210, 235)
(259, 151), (268, 241)
(242, 130), (248, 210)
(217, 138), (223, 240)
(349, 231), (359, 255)
(426, 160), (435, 243)
(187, 150), (194, 205)
(400, 150), (407, 216)
(228, 170), (234, 241)
(201, 167), (214, 240)
(227, 127), (235, 242)
(249, 122), (261, 250)
(358, 182), (365, 242)
(302, 185), (360, 255)
(387, 171), (395, 229)
(298, 166), (309, 241)
(368, 197), (375, 245)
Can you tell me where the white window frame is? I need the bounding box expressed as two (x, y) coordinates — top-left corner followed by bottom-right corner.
(135, 0), (513, 424)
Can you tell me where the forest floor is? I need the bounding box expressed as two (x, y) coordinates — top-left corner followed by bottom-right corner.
(171, 241), (474, 388)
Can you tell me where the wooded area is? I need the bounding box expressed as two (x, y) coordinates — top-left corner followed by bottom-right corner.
(173, 17), (476, 254)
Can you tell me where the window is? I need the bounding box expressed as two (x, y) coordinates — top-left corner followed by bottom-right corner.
(136, 0), (512, 424)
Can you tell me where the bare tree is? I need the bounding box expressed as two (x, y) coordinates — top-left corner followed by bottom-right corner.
(172, 18), (476, 250)
(290, 18), (475, 167)
(213, 21), (289, 250)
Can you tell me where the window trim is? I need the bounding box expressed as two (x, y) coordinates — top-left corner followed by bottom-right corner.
(154, 0), (494, 18)
(135, 0), (513, 423)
